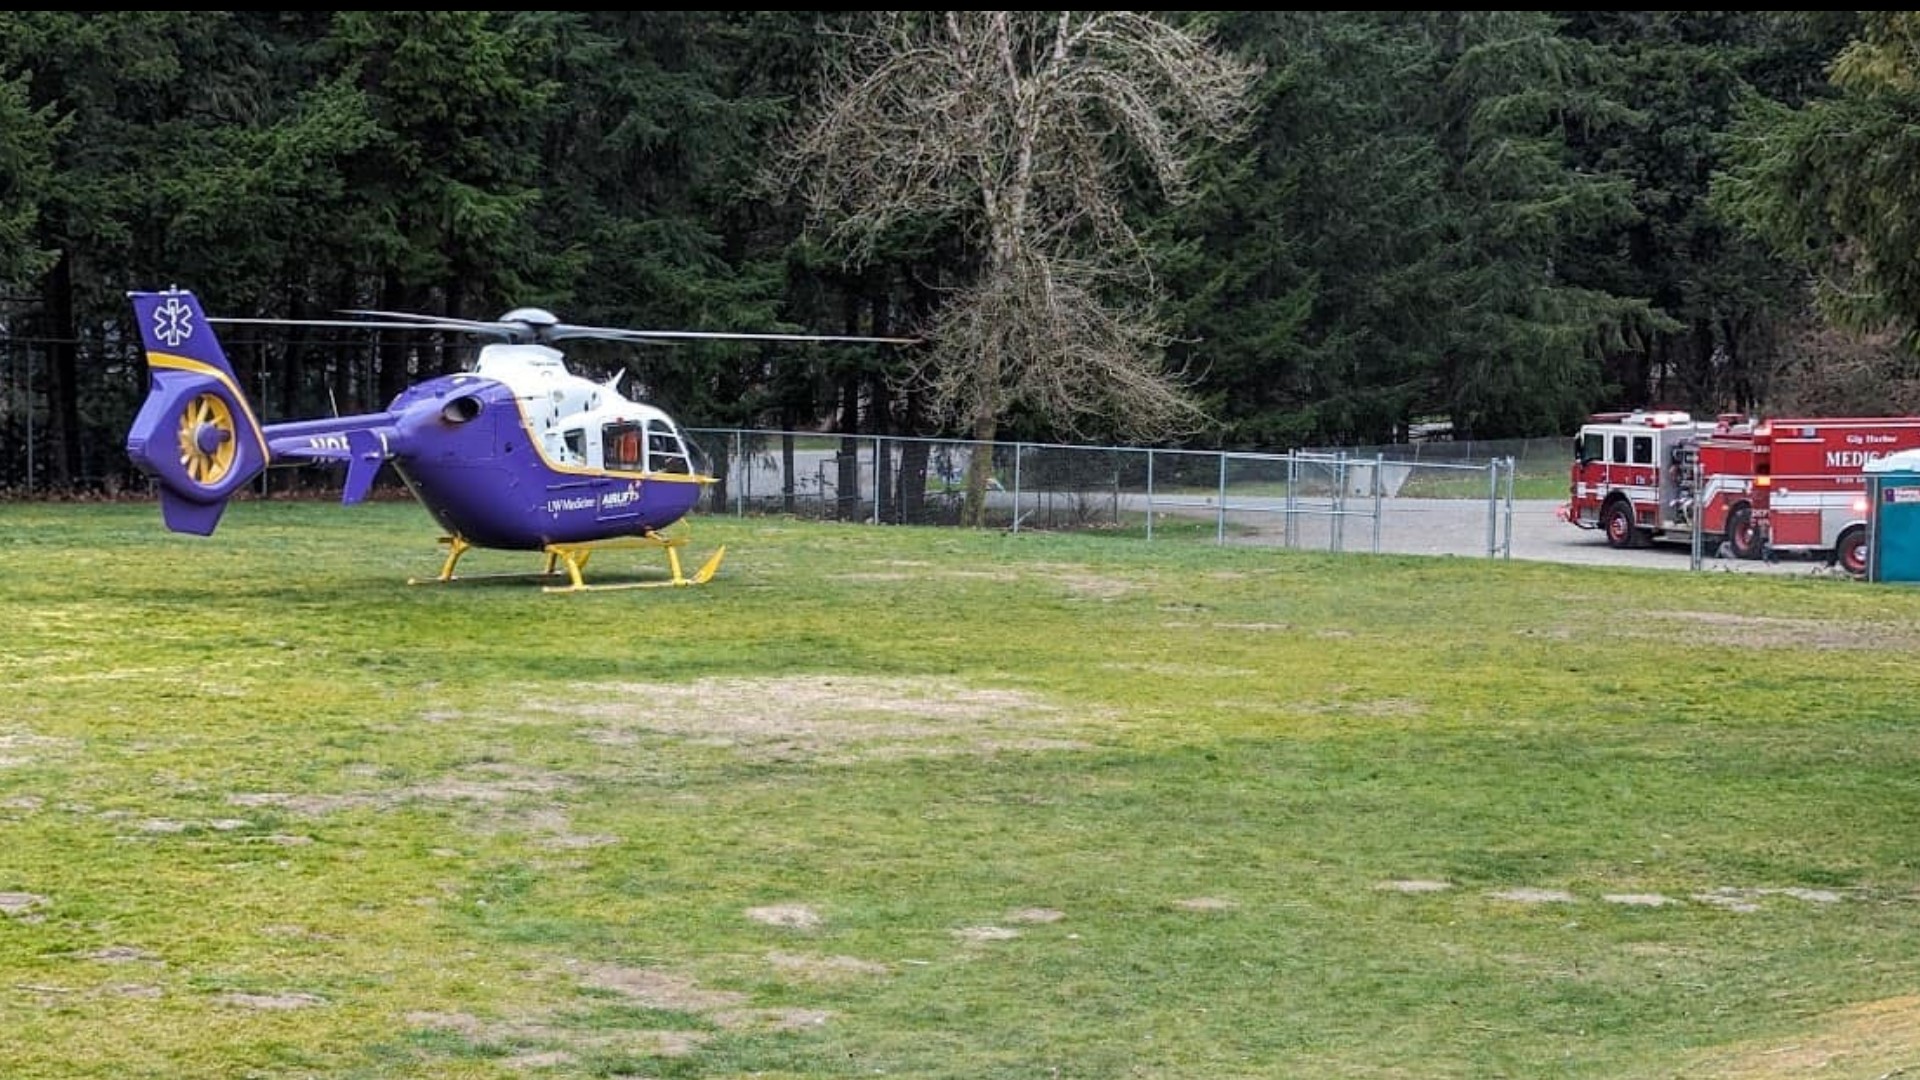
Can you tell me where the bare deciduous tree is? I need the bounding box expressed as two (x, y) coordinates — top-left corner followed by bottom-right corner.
(777, 11), (1259, 522)
(1768, 317), (1920, 417)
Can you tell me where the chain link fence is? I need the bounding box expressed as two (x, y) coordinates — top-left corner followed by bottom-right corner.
(686, 429), (1524, 559)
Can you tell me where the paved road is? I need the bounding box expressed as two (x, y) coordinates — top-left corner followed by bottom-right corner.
(1222, 497), (1834, 576)
(1499, 499), (1827, 575)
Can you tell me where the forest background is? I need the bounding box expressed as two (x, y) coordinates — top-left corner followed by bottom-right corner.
(3, 10), (1917, 493)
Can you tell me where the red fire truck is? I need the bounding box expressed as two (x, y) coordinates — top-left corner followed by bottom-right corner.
(1562, 411), (1920, 573)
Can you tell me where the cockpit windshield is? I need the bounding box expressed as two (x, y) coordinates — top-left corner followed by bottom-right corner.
(647, 422), (692, 475)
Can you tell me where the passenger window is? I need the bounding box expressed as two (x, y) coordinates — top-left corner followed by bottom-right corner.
(602, 422), (645, 472)
(1611, 435), (1627, 463)
(1632, 435), (1653, 465)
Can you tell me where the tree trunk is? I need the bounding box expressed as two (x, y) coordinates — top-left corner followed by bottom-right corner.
(964, 405), (998, 528)
(835, 375), (861, 521)
(377, 276), (412, 409)
(897, 437), (930, 524)
(45, 255), (79, 489)
(780, 428), (797, 515)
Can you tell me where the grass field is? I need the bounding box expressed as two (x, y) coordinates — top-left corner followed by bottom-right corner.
(4, 498), (1920, 1078)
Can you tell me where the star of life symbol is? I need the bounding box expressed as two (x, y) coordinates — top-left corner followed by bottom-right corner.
(153, 295), (195, 348)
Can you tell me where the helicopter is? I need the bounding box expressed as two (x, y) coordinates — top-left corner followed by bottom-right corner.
(123, 287), (913, 591)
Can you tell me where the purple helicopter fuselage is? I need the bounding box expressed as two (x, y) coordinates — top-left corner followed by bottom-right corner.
(369, 374), (705, 550)
(124, 287), (712, 548)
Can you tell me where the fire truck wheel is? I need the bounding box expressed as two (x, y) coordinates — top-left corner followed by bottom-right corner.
(1835, 526), (1868, 577)
(1601, 499), (1642, 549)
(1725, 505), (1762, 560)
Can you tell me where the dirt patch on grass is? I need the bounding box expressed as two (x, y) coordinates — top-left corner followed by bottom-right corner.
(1172, 897), (1239, 911)
(569, 963), (834, 1036)
(227, 764), (579, 818)
(217, 991), (326, 1010)
(1489, 888), (1575, 904)
(1693, 886), (1849, 911)
(1007, 908), (1064, 924)
(408, 1011), (712, 1061)
(1690, 994), (1920, 1077)
(550, 676), (1090, 763)
(0, 732), (69, 767)
(746, 904), (822, 930)
(766, 951), (890, 980)
(0, 892), (47, 916)
(953, 926), (1020, 942)
(82, 945), (160, 963)
(578, 964), (748, 1012)
(1376, 880), (1453, 893)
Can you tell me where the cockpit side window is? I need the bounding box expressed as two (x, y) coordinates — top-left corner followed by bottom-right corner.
(647, 422), (692, 475)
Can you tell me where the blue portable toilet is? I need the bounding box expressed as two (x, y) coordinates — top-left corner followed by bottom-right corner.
(1864, 449), (1920, 583)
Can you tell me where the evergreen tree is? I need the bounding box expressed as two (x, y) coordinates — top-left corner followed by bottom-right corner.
(1716, 12), (1920, 340)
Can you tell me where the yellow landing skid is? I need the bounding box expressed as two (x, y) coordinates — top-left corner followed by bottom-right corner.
(407, 533), (726, 593)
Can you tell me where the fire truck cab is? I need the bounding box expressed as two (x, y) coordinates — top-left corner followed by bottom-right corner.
(1563, 410), (1759, 558)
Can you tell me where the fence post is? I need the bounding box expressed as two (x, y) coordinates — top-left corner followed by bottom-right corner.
(1372, 452), (1385, 555)
(1216, 452), (1227, 545)
(1485, 459), (1499, 557)
(1146, 448), (1155, 542)
(1332, 453), (1346, 553)
(1284, 452), (1297, 548)
(23, 344), (32, 496)
(1012, 442), (1023, 533)
(1503, 455), (1515, 559)
(1689, 446), (1703, 571)
(733, 430), (744, 517)
(871, 436), (881, 526)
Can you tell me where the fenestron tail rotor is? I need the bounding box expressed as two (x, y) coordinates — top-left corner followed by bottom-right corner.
(175, 392), (239, 486)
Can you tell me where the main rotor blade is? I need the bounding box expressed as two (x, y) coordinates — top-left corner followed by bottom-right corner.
(209, 316), (499, 334)
(549, 324), (919, 345)
(337, 309), (513, 335)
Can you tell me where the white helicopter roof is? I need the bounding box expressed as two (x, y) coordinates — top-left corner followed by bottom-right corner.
(469, 342), (675, 427)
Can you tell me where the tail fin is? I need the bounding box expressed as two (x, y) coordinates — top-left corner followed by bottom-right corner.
(124, 289), (270, 535)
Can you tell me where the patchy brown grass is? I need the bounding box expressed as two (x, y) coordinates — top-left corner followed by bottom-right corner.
(1689, 994), (1920, 1078)
(546, 675), (1096, 762)
(1632, 610), (1917, 650)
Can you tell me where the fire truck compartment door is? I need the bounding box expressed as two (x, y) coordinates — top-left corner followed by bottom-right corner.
(1769, 510), (1820, 547)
